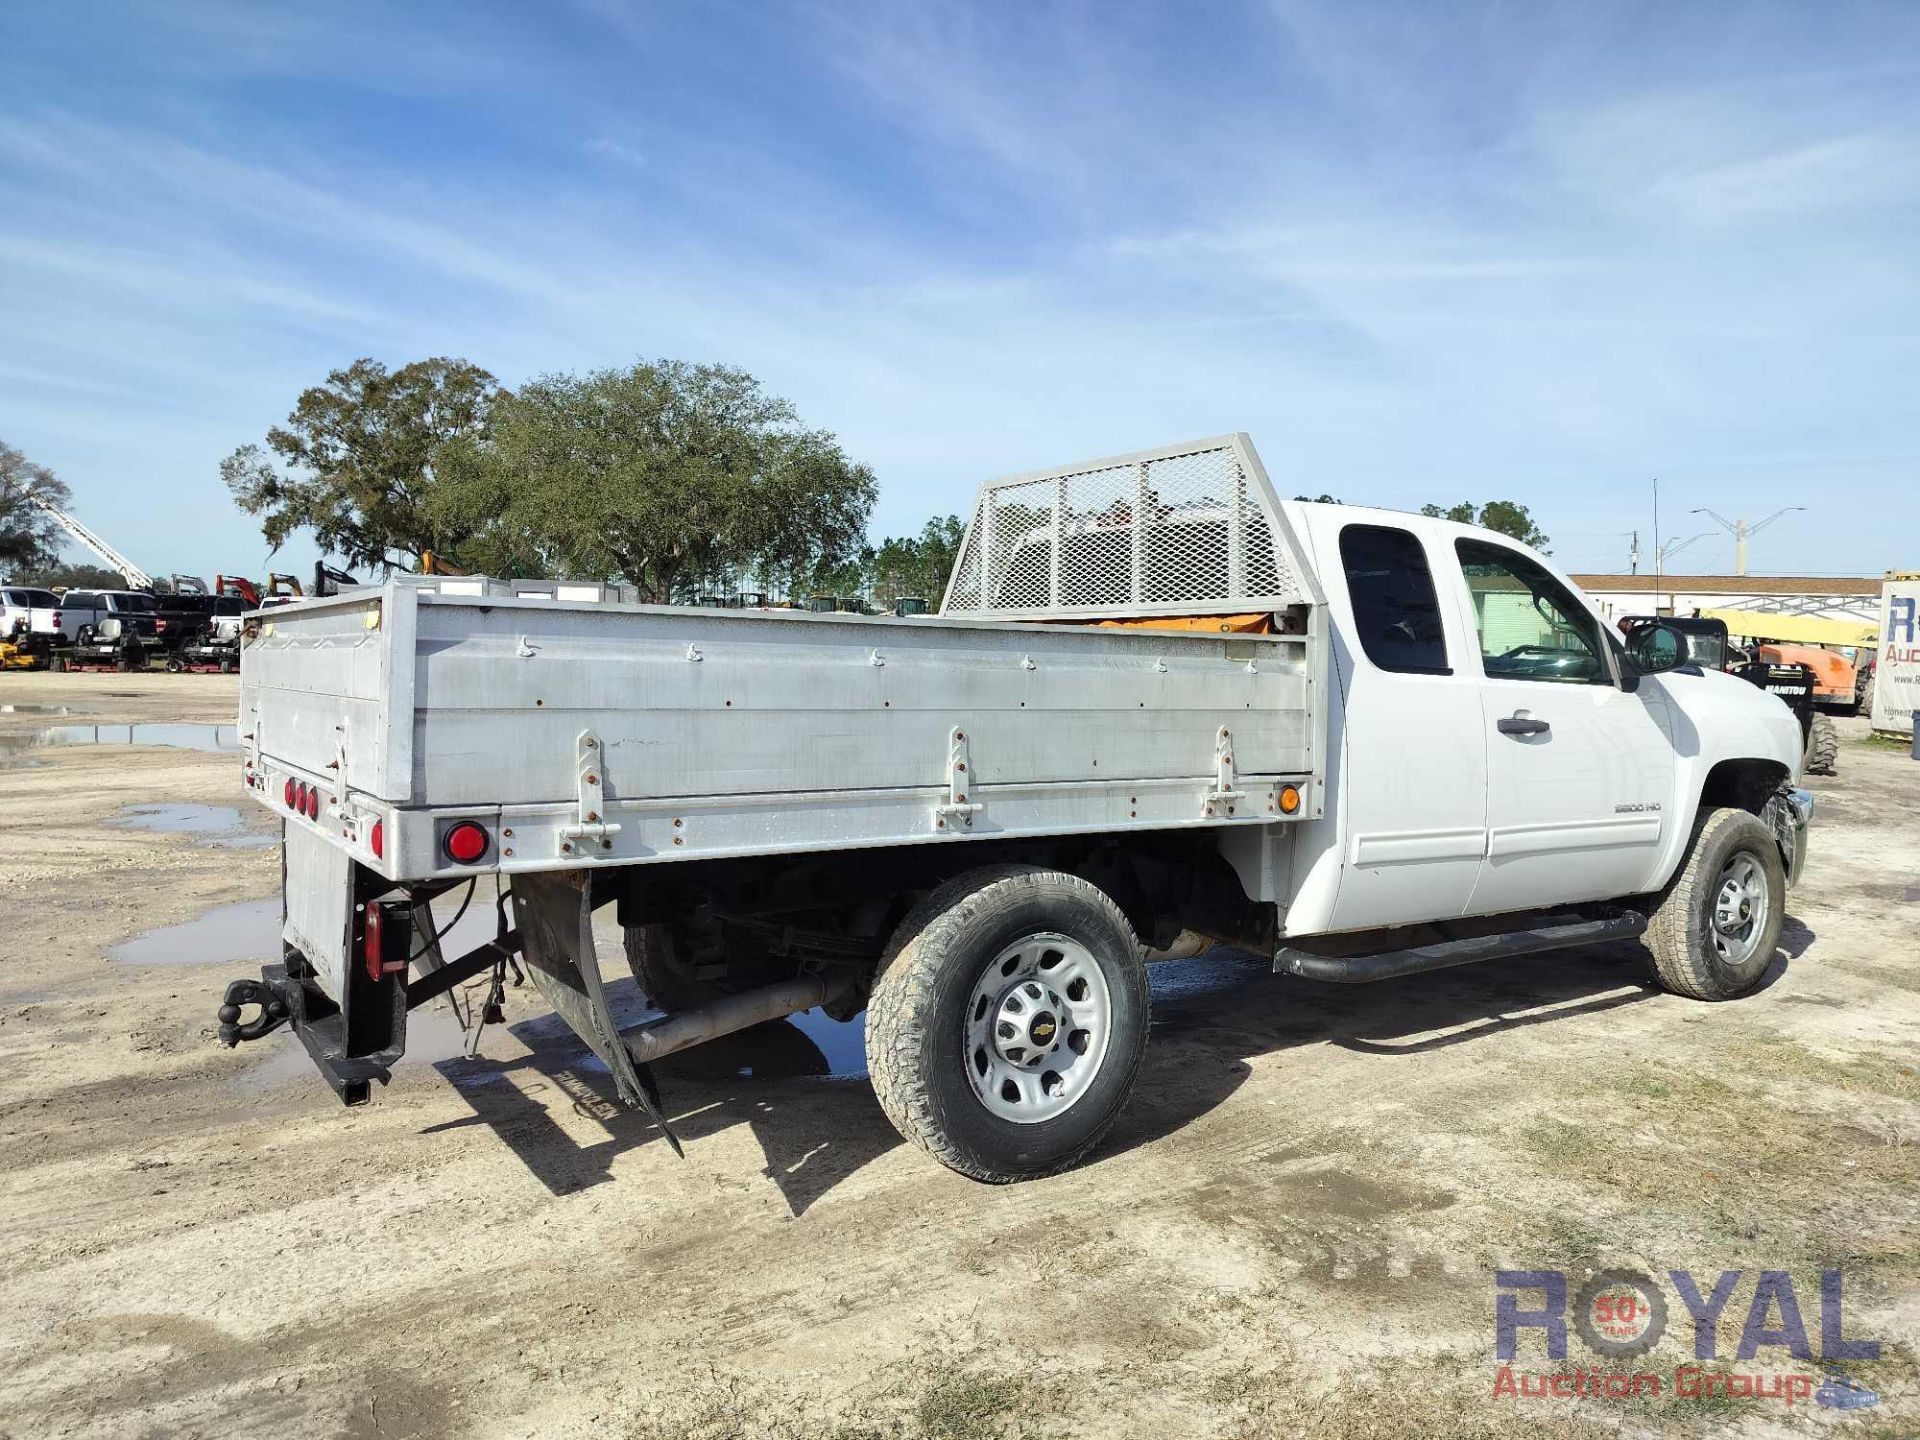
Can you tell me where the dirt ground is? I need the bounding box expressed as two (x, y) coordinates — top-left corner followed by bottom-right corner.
(0, 673), (1914, 1440)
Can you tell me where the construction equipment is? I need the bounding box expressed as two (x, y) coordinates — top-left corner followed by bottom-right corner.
(1756, 643), (1857, 713)
(169, 574), (210, 595)
(63, 616), (153, 673)
(166, 627), (240, 673)
(1, 618), (52, 670)
(419, 551), (466, 577)
(312, 563), (362, 597)
(25, 495), (154, 589)
(216, 575), (261, 606)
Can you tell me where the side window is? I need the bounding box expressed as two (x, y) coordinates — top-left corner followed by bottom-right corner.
(1456, 539), (1608, 684)
(1338, 524), (1450, 674)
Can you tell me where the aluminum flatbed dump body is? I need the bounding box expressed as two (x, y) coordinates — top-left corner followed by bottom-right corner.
(239, 585), (1325, 883)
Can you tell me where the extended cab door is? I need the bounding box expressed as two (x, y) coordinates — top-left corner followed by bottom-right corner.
(1448, 538), (1675, 915)
(1321, 520), (1489, 930)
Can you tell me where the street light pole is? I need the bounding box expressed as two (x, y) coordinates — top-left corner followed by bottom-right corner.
(1690, 506), (1806, 576)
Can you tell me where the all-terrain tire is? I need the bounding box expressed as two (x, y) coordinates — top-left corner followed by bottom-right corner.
(865, 865), (1149, 1184)
(1645, 807), (1785, 1001)
(1805, 714), (1839, 776)
(1858, 672), (1875, 720)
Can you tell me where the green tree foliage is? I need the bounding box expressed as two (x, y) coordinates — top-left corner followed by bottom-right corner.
(222, 357), (498, 570)
(0, 440), (72, 575)
(872, 516), (965, 604)
(1420, 499), (1549, 550)
(434, 360), (875, 603)
(19, 562), (122, 590)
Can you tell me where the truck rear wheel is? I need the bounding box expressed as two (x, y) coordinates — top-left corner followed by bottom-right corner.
(1805, 715), (1839, 775)
(865, 866), (1149, 1183)
(1645, 808), (1785, 1001)
(621, 921), (785, 1010)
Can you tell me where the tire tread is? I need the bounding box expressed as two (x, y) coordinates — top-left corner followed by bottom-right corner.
(866, 865), (1143, 1183)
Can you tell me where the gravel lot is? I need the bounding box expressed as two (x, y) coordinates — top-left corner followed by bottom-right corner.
(0, 674), (1914, 1439)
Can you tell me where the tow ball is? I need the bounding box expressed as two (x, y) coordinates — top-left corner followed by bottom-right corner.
(217, 977), (290, 1046)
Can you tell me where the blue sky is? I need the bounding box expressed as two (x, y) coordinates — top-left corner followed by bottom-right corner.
(2, 0), (1916, 582)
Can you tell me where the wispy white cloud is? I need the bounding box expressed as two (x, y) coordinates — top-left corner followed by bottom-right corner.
(1, 0), (1916, 580)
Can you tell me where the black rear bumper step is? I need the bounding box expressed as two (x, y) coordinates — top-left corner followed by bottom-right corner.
(1275, 910), (1648, 984)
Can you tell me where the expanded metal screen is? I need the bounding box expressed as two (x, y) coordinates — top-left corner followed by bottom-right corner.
(940, 434), (1319, 620)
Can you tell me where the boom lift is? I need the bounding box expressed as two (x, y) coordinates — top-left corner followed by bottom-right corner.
(25, 495), (154, 589)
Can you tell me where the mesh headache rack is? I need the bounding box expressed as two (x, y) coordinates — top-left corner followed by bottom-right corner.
(941, 433), (1322, 621)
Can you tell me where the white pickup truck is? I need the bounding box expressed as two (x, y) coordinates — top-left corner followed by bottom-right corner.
(219, 435), (1809, 1182)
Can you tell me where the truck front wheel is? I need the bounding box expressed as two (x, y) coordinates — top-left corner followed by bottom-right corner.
(1645, 808), (1785, 1001)
(865, 866), (1149, 1183)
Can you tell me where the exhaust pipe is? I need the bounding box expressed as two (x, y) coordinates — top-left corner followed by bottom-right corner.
(626, 974), (849, 1065)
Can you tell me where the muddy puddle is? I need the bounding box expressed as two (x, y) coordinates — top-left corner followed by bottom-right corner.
(110, 899), (280, 967)
(0, 704), (71, 716)
(0, 723), (239, 761)
(110, 803), (277, 849)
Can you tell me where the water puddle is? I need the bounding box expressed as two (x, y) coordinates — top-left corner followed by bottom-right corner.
(0, 704), (71, 716)
(110, 804), (278, 850)
(111, 899), (279, 967)
(0, 723), (239, 760)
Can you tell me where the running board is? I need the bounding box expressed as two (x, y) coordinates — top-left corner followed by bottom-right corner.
(1275, 910), (1648, 984)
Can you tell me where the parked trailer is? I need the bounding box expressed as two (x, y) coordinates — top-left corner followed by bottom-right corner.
(218, 434), (1810, 1182)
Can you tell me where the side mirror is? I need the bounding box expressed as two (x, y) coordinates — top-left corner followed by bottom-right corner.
(1627, 622), (1686, 676)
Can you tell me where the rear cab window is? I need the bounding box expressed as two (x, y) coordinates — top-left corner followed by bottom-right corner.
(1455, 539), (1609, 685)
(1338, 524), (1450, 674)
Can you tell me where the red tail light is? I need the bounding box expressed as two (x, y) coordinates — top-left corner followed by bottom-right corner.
(306, 786), (321, 820)
(284, 778), (296, 808)
(370, 820), (384, 859)
(362, 902), (386, 984)
(443, 821), (489, 865)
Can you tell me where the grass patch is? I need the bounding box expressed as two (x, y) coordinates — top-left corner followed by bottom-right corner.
(1212, 1360), (1619, 1440)
(1514, 1057), (1919, 1268)
(913, 1372), (1055, 1440)
(1725, 1035), (1920, 1102)
(1861, 732), (1913, 751)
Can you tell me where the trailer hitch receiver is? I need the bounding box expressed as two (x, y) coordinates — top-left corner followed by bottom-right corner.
(217, 977), (290, 1046)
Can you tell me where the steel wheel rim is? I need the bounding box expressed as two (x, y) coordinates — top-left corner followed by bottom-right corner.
(1709, 851), (1769, 964)
(963, 932), (1112, 1124)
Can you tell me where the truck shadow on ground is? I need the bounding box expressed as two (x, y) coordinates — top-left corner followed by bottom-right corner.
(1102, 930), (1798, 1163)
(420, 978), (902, 1216)
(422, 931), (1804, 1213)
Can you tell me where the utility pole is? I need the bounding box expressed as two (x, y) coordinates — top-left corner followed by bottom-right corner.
(1690, 507), (1805, 576)
(1628, 530), (1640, 575)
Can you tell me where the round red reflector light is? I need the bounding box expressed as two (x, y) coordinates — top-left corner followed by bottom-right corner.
(307, 787), (321, 820)
(443, 821), (489, 865)
(284, 779), (296, 808)
(370, 820), (384, 859)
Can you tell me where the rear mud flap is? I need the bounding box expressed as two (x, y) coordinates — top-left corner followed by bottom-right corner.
(512, 871), (683, 1156)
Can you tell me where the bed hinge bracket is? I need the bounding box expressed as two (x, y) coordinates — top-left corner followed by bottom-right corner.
(933, 726), (983, 831)
(1204, 725), (1247, 816)
(558, 730), (623, 854)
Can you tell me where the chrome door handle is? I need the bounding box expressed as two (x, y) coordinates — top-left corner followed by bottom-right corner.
(1497, 716), (1551, 735)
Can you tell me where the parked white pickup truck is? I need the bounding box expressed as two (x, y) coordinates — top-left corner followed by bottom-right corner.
(220, 435), (1809, 1182)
